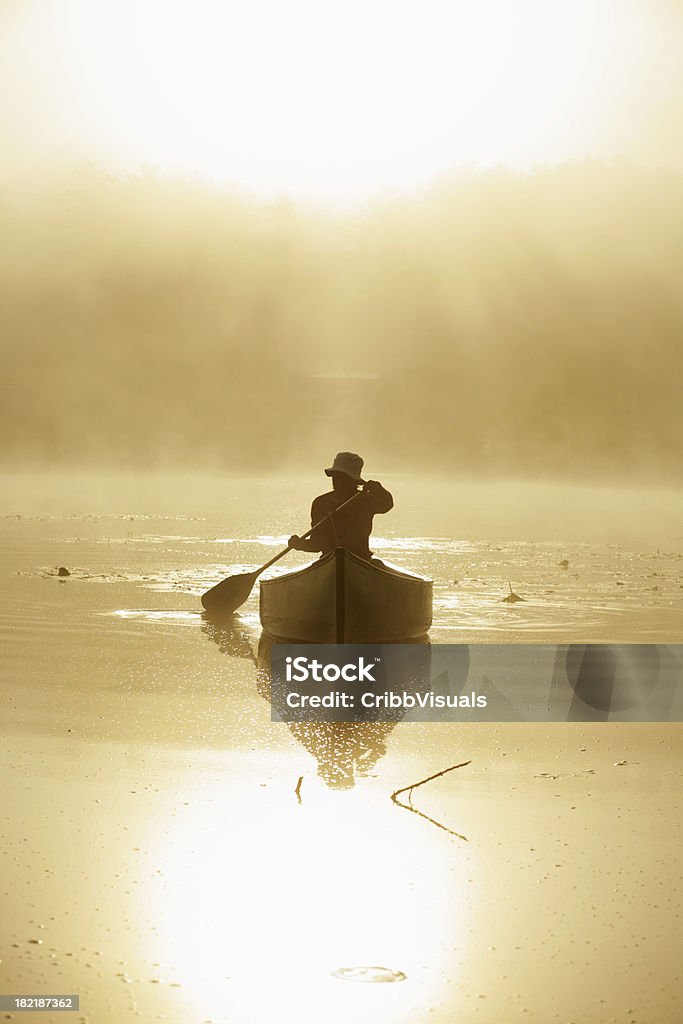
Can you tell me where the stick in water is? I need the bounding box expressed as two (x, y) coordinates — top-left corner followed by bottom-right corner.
(390, 760), (472, 841)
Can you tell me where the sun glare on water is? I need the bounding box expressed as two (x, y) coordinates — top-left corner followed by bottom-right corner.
(65, 0), (603, 201)
(146, 776), (466, 1022)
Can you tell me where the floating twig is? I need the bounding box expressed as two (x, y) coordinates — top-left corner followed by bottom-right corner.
(390, 760), (471, 841)
(391, 759), (472, 800)
(295, 775), (303, 803)
(502, 580), (525, 603)
(394, 800), (468, 841)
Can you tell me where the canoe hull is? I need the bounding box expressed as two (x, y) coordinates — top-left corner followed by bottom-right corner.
(259, 547), (432, 643)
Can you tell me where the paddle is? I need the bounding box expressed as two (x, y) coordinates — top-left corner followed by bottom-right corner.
(201, 488), (364, 616)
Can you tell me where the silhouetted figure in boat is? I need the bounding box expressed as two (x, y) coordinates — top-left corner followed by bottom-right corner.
(288, 452), (393, 561)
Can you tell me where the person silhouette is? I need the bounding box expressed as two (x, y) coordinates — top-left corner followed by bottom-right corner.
(288, 452), (393, 561)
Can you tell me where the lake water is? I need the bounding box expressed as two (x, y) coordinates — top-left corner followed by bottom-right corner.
(1, 472), (682, 1023)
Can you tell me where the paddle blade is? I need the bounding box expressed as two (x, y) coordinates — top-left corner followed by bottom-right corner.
(201, 570), (259, 615)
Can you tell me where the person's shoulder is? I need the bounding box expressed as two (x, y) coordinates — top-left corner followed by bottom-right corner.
(312, 491), (335, 511)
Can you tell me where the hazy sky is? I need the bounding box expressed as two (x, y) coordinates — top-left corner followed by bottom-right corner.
(2, 0), (683, 199)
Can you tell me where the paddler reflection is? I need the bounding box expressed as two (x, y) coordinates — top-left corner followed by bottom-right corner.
(256, 633), (432, 788)
(285, 720), (394, 790)
(201, 617), (431, 789)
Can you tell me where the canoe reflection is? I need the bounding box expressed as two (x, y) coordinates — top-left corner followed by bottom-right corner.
(201, 616), (431, 789)
(256, 632), (431, 789)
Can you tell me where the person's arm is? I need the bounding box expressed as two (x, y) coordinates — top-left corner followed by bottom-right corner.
(289, 532), (322, 552)
(289, 498), (330, 551)
(363, 480), (393, 514)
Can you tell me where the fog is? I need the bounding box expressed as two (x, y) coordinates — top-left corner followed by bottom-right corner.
(2, 161), (682, 481)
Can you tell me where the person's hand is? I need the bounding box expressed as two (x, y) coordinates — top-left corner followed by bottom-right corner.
(363, 480), (382, 495)
(288, 534), (303, 550)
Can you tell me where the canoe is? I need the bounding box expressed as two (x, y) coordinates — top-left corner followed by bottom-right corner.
(259, 547), (433, 643)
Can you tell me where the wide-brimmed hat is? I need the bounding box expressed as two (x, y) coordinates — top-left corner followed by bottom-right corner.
(325, 451), (365, 482)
